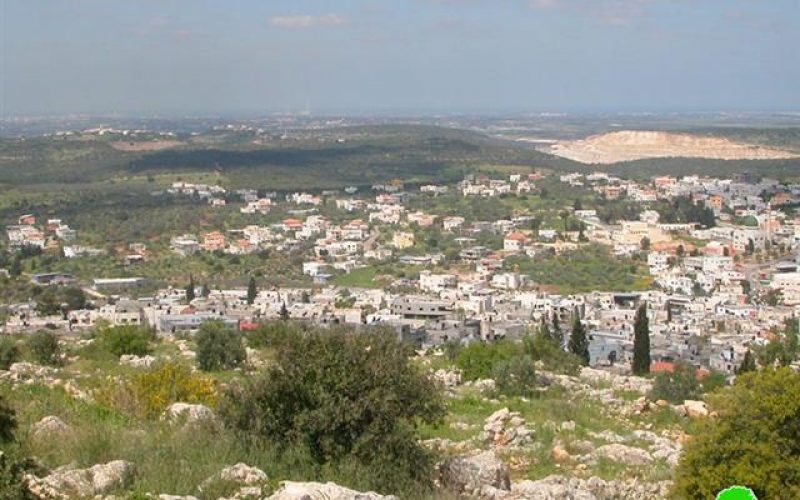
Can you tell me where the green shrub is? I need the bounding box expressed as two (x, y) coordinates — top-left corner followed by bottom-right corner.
(0, 337), (20, 370)
(96, 324), (154, 357)
(0, 395), (17, 444)
(522, 333), (582, 376)
(649, 362), (701, 404)
(25, 330), (61, 366)
(455, 340), (520, 381)
(195, 321), (246, 372)
(245, 321), (300, 350)
(492, 355), (540, 397)
(673, 368), (800, 499)
(220, 327), (445, 494)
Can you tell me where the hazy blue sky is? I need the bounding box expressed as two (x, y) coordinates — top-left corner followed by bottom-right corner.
(1, 0), (798, 115)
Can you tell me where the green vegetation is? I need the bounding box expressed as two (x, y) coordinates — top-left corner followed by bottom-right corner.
(454, 340), (520, 381)
(674, 368), (800, 499)
(195, 321), (246, 372)
(220, 327), (445, 495)
(24, 330), (61, 366)
(632, 303), (650, 376)
(492, 355), (540, 398)
(95, 324), (154, 357)
(0, 337), (20, 370)
(568, 311), (590, 366)
(508, 245), (651, 294)
(96, 361), (217, 419)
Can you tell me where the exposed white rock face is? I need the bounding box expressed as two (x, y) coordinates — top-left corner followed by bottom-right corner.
(483, 408), (535, 449)
(32, 460), (136, 498)
(163, 403), (217, 425)
(439, 450), (511, 496)
(592, 444), (654, 466)
(30, 415), (70, 441)
(267, 481), (397, 499)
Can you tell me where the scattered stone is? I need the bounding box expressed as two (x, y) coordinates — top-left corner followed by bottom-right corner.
(483, 408), (534, 449)
(439, 450), (511, 496)
(120, 354), (156, 368)
(560, 420), (576, 431)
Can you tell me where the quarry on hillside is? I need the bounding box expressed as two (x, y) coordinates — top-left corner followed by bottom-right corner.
(548, 130), (799, 164)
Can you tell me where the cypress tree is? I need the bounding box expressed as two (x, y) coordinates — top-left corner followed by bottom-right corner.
(185, 275), (196, 303)
(569, 309), (590, 366)
(279, 302), (290, 321)
(632, 302), (651, 375)
(550, 314), (564, 348)
(246, 276), (257, 305)
(736, 349), (756, 374)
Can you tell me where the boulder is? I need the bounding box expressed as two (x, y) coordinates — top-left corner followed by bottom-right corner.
(592, 444), (653, 466)
(37, 460), (135, 498)
(217, 463), (269, 485)
(164, 403), (216, 425)
(474, 379), (497, 393)
(439, 450), (511, 496)
(267, 481), (397, 499)
(30, 415), (70, 441)
(551, 444), (571, 463)
(683, 400), (709, 418)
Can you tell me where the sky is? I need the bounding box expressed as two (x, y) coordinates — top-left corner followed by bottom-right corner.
(1, 0), (799, 116)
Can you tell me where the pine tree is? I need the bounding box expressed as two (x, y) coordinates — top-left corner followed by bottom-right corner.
(246, 276), (257, 305)
(736, 349), (756, 374)
(569, 309), (590, 366)
(185, 275), (196, 303)
(632, 302), (651, 375)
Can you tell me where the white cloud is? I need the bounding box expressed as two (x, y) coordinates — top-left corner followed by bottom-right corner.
(270, 14), (349, 29)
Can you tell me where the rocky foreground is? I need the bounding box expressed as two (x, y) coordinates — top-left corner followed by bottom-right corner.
(3, 345), (706, 499)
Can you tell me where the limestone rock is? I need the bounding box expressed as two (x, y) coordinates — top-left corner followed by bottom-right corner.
(433, 369), (462, 388)
(483, 408), (534, 449)
(37, 460), (135, 498)
(267, 481), (397, 499)
(682, 400), (708, 418)
(164, 403), (216, 425)
(218, 463), (269, 485)
(592, 444), (653, 466)
(439, 450), (511, 496)
(120, 354), (156, 368)
(30, 415), (70, 441)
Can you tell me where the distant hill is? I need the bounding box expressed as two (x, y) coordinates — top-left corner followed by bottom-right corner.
(2, 124), (800, 190)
